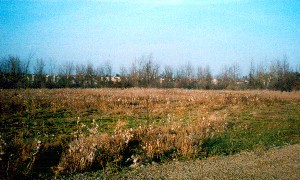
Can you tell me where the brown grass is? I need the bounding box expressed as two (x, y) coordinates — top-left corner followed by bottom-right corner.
(1, 88), (299, 178)
(55, 115), (226, 174)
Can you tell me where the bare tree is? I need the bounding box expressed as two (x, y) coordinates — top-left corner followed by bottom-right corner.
(204, 65), (213, 89)
(249, 60), (256, 88)
(46, 58), (57, 88)
(58, 61), (74, 88)
(277, 57), (292, 91)
(197, 65), (212, 89)
(175, 61), (194, 88)
(75, 64), (86, 87)
(33, 58), (46, 88)
(119, 65), (128, 79)
(129, 60), (139, 87)
(197, 66), (205, 88)
(95, 65), (106, 87)
(0, 56), (26, 88)
(161, 65), (174, 88)
(48, 58), (56, 76)
(34, 58), (45, 75)
(185, 61), (194, 80)
(24, 52), (34, 75)
(104, 61), (112, 87)
(174, 65), (183, 88)
(231, 62), (240, 83)
(85, 63), (95, 87)
(119, 65), (130, 88)
(140, 55), (160, 87)
(128, 55), (160, 87)
(64, 61), (74, 77)
(217, 65), (230, 89)
(256, 62), (268, 89)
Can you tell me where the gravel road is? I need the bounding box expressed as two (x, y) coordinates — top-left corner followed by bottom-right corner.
(112, 144), (300, 179)
(62, 144), (300, 179)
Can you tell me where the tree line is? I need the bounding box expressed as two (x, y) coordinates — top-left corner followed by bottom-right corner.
(0, 54), (299, 91)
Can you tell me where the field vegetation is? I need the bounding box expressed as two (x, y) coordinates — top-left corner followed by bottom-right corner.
(1, 88), (300, 179)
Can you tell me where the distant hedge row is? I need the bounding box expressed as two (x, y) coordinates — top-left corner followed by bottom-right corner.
(1, 55), (299, 91)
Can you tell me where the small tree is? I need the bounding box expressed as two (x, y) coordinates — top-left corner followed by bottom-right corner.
(185, 61), (194, 88)
(161, 65), (174, 88)
(0, 56), (26, 88)
(119, 65), (130, 88)
(33, 58), (46, 88)
(129, 61), (139, 87)
(204, 65), (213, 89)
(58, 61), (74, 88)
(85, 63), (95, 88)
(248, 60), (256, 89)
(104, 61), (113, 87)
(197, 65), (213, 89)
(217, 65), (230, 89)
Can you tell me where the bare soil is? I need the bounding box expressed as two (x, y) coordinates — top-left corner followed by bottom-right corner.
(111, 144), (300, 179)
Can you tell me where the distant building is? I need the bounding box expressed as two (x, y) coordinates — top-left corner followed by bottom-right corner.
(212, 79), (218, 85)
(111, 76), (121, 83)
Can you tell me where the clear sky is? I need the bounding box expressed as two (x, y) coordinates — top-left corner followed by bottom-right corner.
(1, 0), (300, 75)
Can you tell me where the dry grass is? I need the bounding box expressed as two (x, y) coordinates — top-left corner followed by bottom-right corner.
(1, 88), (299, 178)
(55, 116), (226, 175)
(2, 89), (299, 121)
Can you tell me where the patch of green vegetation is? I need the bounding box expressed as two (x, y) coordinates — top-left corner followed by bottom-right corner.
(201, 103), (300, 158)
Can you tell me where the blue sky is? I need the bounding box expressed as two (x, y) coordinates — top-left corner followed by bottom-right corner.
(1, 0), (300, 75)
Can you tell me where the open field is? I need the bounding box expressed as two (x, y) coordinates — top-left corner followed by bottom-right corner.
(1, 89), (300, 178)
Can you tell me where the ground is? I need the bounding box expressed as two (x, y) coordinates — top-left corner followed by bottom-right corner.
(65, 144), (300, 179)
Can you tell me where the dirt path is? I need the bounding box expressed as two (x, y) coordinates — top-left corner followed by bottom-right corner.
(111, 144), (300, 179)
